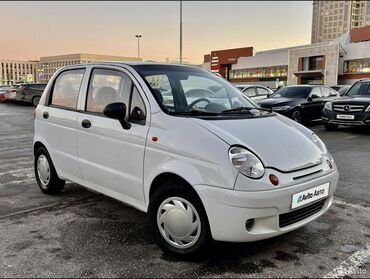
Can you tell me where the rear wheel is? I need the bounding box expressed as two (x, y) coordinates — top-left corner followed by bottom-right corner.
(32, 96), (41, 106)
(324, 123), (339, 131)
(148, 180), (212, 258)
(34, 147), (65, 194)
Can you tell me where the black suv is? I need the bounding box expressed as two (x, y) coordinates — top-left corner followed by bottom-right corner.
(322, 79), (370, 130)
(15, 83), (47, 106)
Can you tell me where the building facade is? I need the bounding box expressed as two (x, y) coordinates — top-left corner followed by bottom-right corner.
(203, 26), (370, 88)
(0, 60), (38, 85)
(311, 0), (370, 44)
(38, 53), (141, 83)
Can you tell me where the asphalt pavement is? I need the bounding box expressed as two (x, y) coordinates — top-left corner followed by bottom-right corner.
(0, 103), (369, 278)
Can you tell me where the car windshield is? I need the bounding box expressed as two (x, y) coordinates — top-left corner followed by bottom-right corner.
(133, 65), (268, 117)
(271, 87), (311, 99)
(346, 82), (370, 97)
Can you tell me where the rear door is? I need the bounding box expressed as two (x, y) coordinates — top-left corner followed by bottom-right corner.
(38, 68), (86, 181)
(305, 86), (323, 120)
(76, 67), (150, 207)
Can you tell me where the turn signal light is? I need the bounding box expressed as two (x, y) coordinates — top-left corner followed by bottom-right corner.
(326, 160), (333, 170)
(269, 174), (279, 186)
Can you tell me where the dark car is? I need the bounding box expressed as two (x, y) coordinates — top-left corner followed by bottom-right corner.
(15, 83), (47, 106)
(322, 79), (370, 130)
(330, 85), (351, 96)
(258, 85), (339, 123)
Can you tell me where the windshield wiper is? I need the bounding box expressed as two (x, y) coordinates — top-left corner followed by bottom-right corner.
(221, 106), (272, 114)
(171, 110), (219, 116)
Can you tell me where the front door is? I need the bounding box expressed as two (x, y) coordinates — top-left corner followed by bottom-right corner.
(76, 68), (149, 206)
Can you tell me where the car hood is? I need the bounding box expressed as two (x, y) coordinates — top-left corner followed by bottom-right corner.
(192, 115), (323, 172)
(258, 98), (302, 107)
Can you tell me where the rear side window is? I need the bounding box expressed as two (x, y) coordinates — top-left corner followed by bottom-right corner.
(51, 69), (85, 109)
(86, 69), (131, 114)
(321, 87), (331, 98)
(256, 87), (269, 96)
(244, 87), (256, 97)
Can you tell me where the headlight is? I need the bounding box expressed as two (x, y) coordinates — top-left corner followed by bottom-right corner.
(324, 102), (332, 110)
(272, 106), (290, 111)
(312, 134), (327, 154)
(229, 146), (264, 178)
(365, 105), (370, 112)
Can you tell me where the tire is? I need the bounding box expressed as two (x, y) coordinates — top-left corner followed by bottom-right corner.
(148, 180), (212, 258)
(291, 109), (304, 123)
(32, 96), (41, 106)
(34, 147), (65, 194)
(324, 123), (339, 131)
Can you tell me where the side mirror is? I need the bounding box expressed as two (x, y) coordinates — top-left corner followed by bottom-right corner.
(103, 102), (131, 130)
(307, 96), (313, 102)
(130, 106), (146, 122)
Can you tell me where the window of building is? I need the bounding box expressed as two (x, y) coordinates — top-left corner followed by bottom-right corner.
(344, 59), (370, 74)
(50, 69), (85, 109)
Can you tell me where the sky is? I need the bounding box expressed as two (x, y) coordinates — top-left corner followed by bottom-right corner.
(0, 1), (313, 64)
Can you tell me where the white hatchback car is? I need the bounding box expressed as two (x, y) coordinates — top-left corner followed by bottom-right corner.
(34, 63), (338, 257)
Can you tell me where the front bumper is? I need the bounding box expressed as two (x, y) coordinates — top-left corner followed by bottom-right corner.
(322, 109), (370, 126)
(194, 169), (338, 242)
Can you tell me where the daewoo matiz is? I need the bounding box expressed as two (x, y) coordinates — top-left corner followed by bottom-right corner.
(34, 63), (339, 257)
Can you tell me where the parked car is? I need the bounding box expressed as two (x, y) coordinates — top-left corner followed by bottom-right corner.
(0, 86), (11, 103)
(322, 79), (370, 130)
(235, 84), (273, 101)
(330, 85), (351, 96)
(34, 63), (338, 257)
(15, 83), (47, 106)
(4, 84), (21, 101)
(258, 85), (339, 123)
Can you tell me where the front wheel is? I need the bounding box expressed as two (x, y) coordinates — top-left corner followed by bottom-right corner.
(291, 109), (303, 123)
(32, 96), (41, 106)
(34, 147), (65, 194)
(148, 181), (212, 258)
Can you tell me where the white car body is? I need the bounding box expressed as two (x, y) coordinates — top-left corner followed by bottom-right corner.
(34, 63), (338, 253)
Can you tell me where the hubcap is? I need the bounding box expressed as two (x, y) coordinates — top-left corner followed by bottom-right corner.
(37, 155), (50, 188)
(292, 111), (302, 122)
(157, 197), (201, 249)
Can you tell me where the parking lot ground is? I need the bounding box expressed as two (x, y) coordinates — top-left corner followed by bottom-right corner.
(0, 103), (369, 278)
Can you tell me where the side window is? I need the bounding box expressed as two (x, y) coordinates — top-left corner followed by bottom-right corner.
(256, 87), (269, 96)
(243, 87), (256, 97)
(129, 86), (146, 125)
(321, 87), (331, 98)
(86, 69), (131, 114)
(144, 75), (174, 111)
(329, 88), (338, 96)
(310, 87), (322, 99)
(51, 69), (85, 109)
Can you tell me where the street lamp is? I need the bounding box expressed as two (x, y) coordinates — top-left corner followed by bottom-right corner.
(135, 34), (142, 60)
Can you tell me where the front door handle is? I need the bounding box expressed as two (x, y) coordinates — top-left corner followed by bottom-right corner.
(81, 119), (91, 129)
(43, 111), (49, 119)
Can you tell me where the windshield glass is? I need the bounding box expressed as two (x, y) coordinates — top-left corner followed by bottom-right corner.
(346, 82), (370, 97)
(271, 86), (311, 99)
(133, 65), (267, 117)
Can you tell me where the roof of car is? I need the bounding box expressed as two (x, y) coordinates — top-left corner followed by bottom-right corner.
(65, 61), (200, 68)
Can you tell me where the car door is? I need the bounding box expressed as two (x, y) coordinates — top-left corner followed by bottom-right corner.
(39, 68), (86, 181)
(304, 86), (323, 120)
(76, 67), (150, 207)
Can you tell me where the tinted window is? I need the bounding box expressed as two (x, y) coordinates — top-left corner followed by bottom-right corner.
(321, 87), (331, 98)
(86, 69), (131, 114)
(243, 87), (256, 97)
(346, 82), (370, 96)
(129, 86), (146, 125)
(271, 87), (311, 99)
(51, 69), (85, 109)
(256, 87), (269, 96)
(310, 87), (322, 98)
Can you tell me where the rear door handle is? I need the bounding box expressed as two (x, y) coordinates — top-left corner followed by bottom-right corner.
(81, 119), (91, 129)
(43, 112), (49, 119)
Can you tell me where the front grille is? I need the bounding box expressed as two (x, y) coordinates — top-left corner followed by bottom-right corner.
(279, 199), (326, 228)
(333, 104), (365, 112)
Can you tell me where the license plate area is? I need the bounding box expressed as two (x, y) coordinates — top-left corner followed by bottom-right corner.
(336, 114), (355, 120)
(291, 183), (330, 209)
